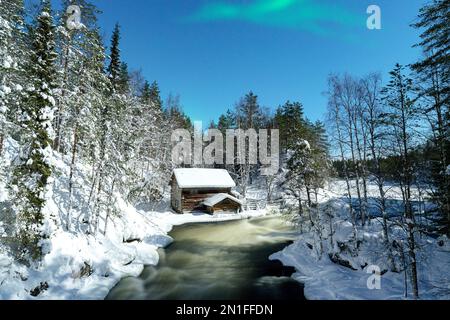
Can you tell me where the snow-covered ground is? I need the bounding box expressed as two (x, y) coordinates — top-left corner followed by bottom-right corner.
(271, 179), (450, 300)
(271, 223), (450, 300)
(1, 136), (448, 300)
(0, 138), (268, 300)
(0, 207), (267, 300)
(0, 200), (267, 300)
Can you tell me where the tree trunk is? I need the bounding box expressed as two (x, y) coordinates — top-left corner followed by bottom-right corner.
(0, 134), (3, 156)
(407, 226), (419, 298)
(398, 74), (419, 299)
(67, 124), (79, 231)
(104, 179), (116, 236)
(352, 111), (368, 226)
(306, 185), (312, 207)
(53, 40), (71, 152)
(398, 241), (408, 298)
(334, 108), (356, 232)
(368, 114), (396, 271)
(429, 67), (449, 235)
(298, 195), (303, 215)
(359, 109), (370, 224)
(346, 109), (364, 227)
(94, 175), (103, 235)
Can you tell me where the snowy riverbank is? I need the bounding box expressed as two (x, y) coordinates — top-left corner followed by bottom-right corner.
(271, 223), (450, 300)
(0, 202), (268, 300)
(270, 181), (450, 300)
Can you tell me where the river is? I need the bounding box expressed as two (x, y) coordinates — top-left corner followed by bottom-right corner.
(106, 215), (305, 300)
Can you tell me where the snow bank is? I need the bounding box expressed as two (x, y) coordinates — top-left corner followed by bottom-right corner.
(0, 200), (267, 300)
(271, 179), (450, 300)
(271, 231), (450, 300)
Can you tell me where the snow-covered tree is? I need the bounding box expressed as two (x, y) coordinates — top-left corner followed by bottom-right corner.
(381, 63), (420, 298)
(361, 73), (396, 271)
(11, 1), (57, 261)
(0, 0), (25, 155)
(127, 80), (167, 205)
(56, 1), (110, 231)
(326, 76), (357, 229)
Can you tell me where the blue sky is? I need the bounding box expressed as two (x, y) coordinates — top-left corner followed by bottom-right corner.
(89, 0), (425, 124)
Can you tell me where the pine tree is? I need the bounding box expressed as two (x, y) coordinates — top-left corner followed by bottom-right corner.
(149, 81), (163, 112)
(412, 0), (450, 235)
(140, 80), (163, 124)
(107, 23), (121, 91)
(141, 80), (151, 103)
(273, 101), (313, 213)
(165, 93), (192, 130)
(217, 109), (235, 135)
(286, 119), (330, 209)
(118, 62), (130, 94)
(286, 138), (312, 215)
(413, 0), (449, 104)
(11, 1), (57, 261)
(309, 121), (331, 199)
(274, 101), (306, 152)
(236, 91), (263, 129)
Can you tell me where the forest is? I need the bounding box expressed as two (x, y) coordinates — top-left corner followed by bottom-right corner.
(0, 0), (448, 300)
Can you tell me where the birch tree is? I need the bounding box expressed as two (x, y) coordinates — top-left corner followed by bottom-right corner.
(361, 73), (396, 271)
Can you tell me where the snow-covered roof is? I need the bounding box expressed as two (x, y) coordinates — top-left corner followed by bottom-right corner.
(202, 193), (242, 207)
(173, 168), (236, 189)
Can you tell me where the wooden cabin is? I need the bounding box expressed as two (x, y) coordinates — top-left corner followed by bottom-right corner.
(170, 168), (242, 214)
(202, 193), (242, 214)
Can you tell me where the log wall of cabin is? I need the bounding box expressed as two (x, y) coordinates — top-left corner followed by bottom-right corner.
(171, 178), (183, 213)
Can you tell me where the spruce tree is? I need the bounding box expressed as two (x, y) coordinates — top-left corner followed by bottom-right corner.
(309, 121), (331, 198)
(149, 81), (163, 112)
(11, 1), (57, 261)
(412, 0), (449, 235)
(107, 23), (121, 91)
(217, 109), (235, 135)
(141, 81), (151, 102)
(236, 91), (263, 129)
(274, 101), (307, 152)
(118, 62), (130, 94)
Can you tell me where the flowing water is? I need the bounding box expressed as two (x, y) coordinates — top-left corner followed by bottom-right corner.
(106, 216), (305, 300)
